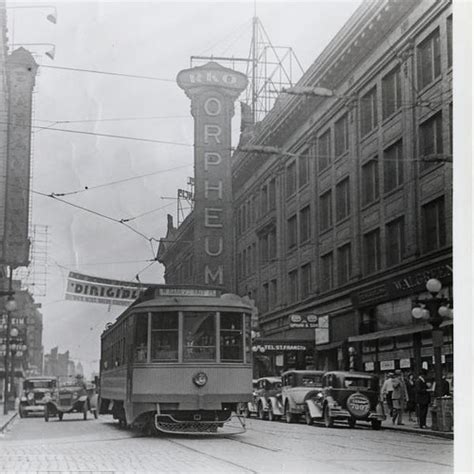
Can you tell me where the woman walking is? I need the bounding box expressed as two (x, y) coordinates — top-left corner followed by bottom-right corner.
(406, 373), (416, 422)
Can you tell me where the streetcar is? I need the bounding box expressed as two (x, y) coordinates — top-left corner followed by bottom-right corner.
(98, 285), (254, 434)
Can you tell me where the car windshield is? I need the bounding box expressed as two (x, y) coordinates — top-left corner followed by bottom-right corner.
(343, 377), (374, 389)
(24, 381), (54, 390)
(301, 375), (322, 387)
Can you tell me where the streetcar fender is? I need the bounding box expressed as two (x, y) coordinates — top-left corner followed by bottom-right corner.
(305, 399), (323, 419)
(268, 396), (284, 416)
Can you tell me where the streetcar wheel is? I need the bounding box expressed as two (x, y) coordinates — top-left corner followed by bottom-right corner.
(258, 403), (266, 420)
(83, 402), (88, 420)
(44, 405), (49, 422)
(58, 412), (63, 421)
(348, 418), (356, 428)
(305, 408), (313, 426)
(371, 419), (382, 430)
(324, 406), (333, 428)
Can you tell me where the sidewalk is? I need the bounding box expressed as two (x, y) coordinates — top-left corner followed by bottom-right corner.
(382, 411), (453, 440)
(0, 403), (18, 433)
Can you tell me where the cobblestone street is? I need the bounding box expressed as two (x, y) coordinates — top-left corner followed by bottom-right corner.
(0, 414), (453, 473)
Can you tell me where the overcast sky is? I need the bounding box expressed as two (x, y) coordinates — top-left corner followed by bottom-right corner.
(7, 0), (361, 376)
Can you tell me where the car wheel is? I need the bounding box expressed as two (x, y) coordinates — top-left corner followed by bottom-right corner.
(305, 407), (313, 426)
(58, 412), (63, 421)
(323, 406), (333, 428)
(348, 418), (356, 428)
(44, 405), (49, 422)
(268, 405), (275, 422)
(244, 406), (251, 418)
(285, 403), (295, 424)
(371, 419), (382, 430)
(83, 402), (88, 421)
(19, 408), (24, 418)
(257, 402), (266, 420)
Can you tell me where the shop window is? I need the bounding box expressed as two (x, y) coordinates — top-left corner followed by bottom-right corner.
(378, 337), (394, 351)
(317, 129), (331, 171)
(320, 252), (334, 292)
(151, 312), (178, 361)
(183, 312), (216, 361)
(134, 313), (148, 362)
(384, 140), (404, 193)
(361, 157), (379, 205)
(319, 190), (333, 231)
(419, 111), (443, 171)
(299, 205), (311, 243)
(362, 340), (377, 354)
(363, 228), (381, 274)
(335, 114), (349, 157)
(422, 197), (446, 252)
(382, 66), (402, 120)
(395, 335), (412, 349)
(386, 217), (405, 267)
(360, 86), (378, 136)
(286, 161), (297, 197)
(336, 177), (350, 221)
(417, 28), (441, 89)
(220, 312), (243, 362)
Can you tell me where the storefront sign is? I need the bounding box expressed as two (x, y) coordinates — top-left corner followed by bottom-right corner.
(252, 343), (309, 352)
(379, 360), (395, 371)
(289, 313), (319, 328)
(351, 261), (452, 307)
(177, 62), (247, 288)
(157, 287), (218, 297)
(399, 358), (411, 369)
(315, 315), (329, 345)
(364, 362), (375, 371)
(432, 354), (446, 364)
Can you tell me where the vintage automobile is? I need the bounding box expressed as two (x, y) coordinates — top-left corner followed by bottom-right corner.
(304, 371), (386, 430)
(44, 380), (93, 421)
(19, 376), (57, 418)
(249, 376), (283, 421)
(241, 379), (259, 417)
(281, 370), (324, 423)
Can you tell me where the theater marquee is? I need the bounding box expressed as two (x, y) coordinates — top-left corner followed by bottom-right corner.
(177, 62), (247, 288)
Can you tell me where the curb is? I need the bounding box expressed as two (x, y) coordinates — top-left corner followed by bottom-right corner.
(383, 424), (453, 440)
(0, 412), (18, 434)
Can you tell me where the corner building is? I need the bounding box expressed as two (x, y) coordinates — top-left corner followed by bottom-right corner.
(232, 0), (452, 376)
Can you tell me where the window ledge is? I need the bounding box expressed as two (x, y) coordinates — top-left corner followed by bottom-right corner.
(319, 226), (333, 237)
(417, 75), (443, 98)
(359, 127), (378, 143)
(383, 185), (403, 200)
(381, 110), (402, 128)
(419, 162), (445, 178)
(360, 198), (380, 212)
(335, 215), (351, 226)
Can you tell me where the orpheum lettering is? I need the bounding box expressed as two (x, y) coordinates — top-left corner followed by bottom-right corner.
(177, 62), (247, 288)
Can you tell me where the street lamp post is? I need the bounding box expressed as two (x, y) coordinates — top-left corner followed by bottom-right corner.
(411, 278), (453, 398)
(2, 297), (17, 415)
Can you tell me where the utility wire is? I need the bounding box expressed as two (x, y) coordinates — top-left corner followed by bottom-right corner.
(34, 115), (190, 125)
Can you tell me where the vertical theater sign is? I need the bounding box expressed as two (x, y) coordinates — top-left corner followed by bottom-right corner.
(177, 62), (247, 288)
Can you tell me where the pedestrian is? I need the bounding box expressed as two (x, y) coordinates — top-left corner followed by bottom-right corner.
(406, 373), (416, 422)
(391, 369), (408, 425)
(381, 372), (394, 417)
(432, 372), (451, 397)
(415, 369), (431, 429)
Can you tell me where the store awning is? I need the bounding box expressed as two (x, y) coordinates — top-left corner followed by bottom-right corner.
(315, 340), (344, 351)
(258, 328), (315, 343)
(348, 320), (453, 343)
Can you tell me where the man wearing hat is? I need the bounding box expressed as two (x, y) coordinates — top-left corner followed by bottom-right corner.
(391, 369), (408, 425)
(381, 372), (394, 417)
(415, 369), (431, 428)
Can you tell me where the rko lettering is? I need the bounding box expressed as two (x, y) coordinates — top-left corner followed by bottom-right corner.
(177, 63), (247, 287)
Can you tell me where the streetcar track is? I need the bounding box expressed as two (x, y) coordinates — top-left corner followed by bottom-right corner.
(223, 436), (281, 452)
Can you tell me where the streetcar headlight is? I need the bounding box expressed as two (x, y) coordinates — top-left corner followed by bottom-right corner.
(192, 372), (208, 387)
(27, 392), (34, 400)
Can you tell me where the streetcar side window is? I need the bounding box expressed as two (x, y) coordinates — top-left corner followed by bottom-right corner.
(151, 311), (178, 361)
(183, 312), (216, 361)
(220, 312), (243, 362)
(135, 313), (148, 362)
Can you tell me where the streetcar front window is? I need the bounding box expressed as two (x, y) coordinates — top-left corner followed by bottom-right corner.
(151, 312), (178, 361)
(220, 312), (243, 362)
(183, 312), (216, 360)
(135, 313), (148, 362)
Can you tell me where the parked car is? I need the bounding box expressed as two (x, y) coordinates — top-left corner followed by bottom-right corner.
(251, 376), (283, 421)
(19, 376), (57, 418)
(304, 371), (386, 430)
(44, 378), (92, 421)
(281, 370), (324, 423)
(240, 379), (258, 417)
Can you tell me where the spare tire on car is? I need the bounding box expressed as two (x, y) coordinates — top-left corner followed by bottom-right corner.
(346, 392), (371, 419)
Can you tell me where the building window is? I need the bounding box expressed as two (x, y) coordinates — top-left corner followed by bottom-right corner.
(363, 228), (381, 274)
(361, 158), (379, 205)
(360, 86), (378, 136)
(336, 178), (350, 221)
(299, 154), (309, 188)
(419, 111), (443, 171)
(447, 16), (452, 69)
(320, 252), (333, 292)
(286, 161), (297, 197)
(268, 228), (277, 260)
(449, 102), (453, 154)
(261, 184), (268, 214)
(417, 28), (441, 90)
(288, 269), (298, 303)
(384, 140), (404, 193)
(269, 178), (276, 210)
(287, 214), (297, 250)
(335, 114), (349, 157)
(319, 190), (333, 231)
(382, 66), (402, 120)
(269, 279), (277, 309)
(299, 205), (311, 243)
(259, 234), (268, 264)
(337, 243), (351, 285)
(422, 197), (446, 252)
(386, 217), (405, 267)
(262, 283), (269, 313)
(317, 129), (331, 171)
(301, 263), (312, 298)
